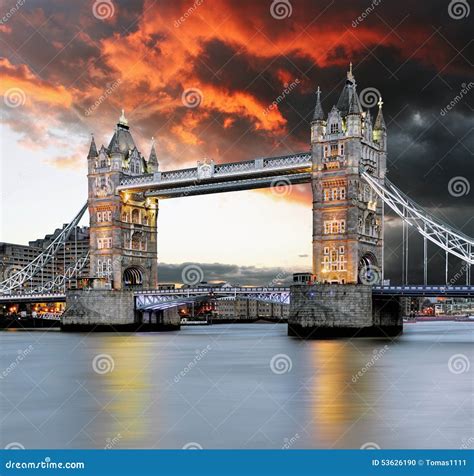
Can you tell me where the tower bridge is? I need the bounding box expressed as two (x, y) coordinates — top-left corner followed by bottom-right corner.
(1, 66), (473, 337)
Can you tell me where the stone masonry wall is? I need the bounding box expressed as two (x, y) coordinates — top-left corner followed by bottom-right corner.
(62, 289), (137, 327)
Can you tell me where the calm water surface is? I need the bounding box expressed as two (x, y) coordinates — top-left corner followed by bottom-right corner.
(1, 322), (472, 449)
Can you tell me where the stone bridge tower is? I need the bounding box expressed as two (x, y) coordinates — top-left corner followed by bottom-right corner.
(87, 111), (159, 290)
(310, 65), (387, 284)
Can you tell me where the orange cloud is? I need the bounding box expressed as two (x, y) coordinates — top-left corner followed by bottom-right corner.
(0, 58), (73, 107)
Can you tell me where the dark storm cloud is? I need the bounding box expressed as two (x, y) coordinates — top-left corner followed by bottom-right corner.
(157, 262), (293, 286)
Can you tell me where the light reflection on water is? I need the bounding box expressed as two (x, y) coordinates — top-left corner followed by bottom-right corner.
(0, 322), (472, 449)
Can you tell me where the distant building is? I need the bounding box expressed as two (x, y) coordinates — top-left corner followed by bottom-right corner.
(215, 297), (289, 320)
(0, 226), (90, 292)
(293, 272), (313, 284)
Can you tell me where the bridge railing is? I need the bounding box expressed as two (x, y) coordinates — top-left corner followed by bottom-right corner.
(119, 152), (312, 189)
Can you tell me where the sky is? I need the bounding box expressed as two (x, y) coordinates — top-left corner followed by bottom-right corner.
(0, 0), (473, 285)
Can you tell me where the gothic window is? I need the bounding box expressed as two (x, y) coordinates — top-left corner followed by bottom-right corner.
(143, 214), (148, 226)
(339, 246), (345, 254)
(330, 123), (339, 134)
(330, 144), (338, 156)
(364, 213), (375, 236)
(324, 247), (329, 255)
(324, 146), (328, 157)
(323, 220), (346, 234)
(340, 143), (344, 156)
(97, 212), (102, 223)
(122, 211), (128, 222)
(324, 189), (330, 201)
(100, 159), (107, 168)
(98, 237), (112, 249)
(131, 231), (143, 250)
(107, 211), (112, 221)
(340, 187), (346, 199)
(131, 209), (140, 224)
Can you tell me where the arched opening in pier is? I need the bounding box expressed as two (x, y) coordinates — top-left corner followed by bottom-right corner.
(123, 267), (143, 286)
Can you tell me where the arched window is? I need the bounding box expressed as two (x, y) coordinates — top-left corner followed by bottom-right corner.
(131, 209), (140, 224)
(143, 214), (148, 226)
(364, 213), (375, 236)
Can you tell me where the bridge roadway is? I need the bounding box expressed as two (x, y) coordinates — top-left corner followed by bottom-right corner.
(116, 152), (312, 198)
(1, 285), (474, 306)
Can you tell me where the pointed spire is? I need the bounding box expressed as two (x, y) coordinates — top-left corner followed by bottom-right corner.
(88, 133), (98, 158)
(109, 128), (121, 154)
(148, 137), (159, 171)
(312, 86), (325, 121)
(374, 96), (386, 130)
(348, 88), (361, 115)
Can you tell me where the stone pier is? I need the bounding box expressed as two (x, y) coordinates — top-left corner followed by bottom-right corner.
(288, 284), (402, 338)
(61, 289), (180, 332)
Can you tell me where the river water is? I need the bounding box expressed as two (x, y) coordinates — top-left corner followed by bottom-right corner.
(1, 322), (472, 449)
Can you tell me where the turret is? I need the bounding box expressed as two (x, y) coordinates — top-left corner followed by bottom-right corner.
(88, 134), (98, 159)
(373, 97), (387, 150)
(311, 87), (326, 143)
(346, 86), (362, 137)
(147, 137), (159, 173)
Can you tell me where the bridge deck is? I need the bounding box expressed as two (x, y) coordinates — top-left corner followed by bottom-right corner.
(2, 285), (473, 304)
(116, 152), (312, 196)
